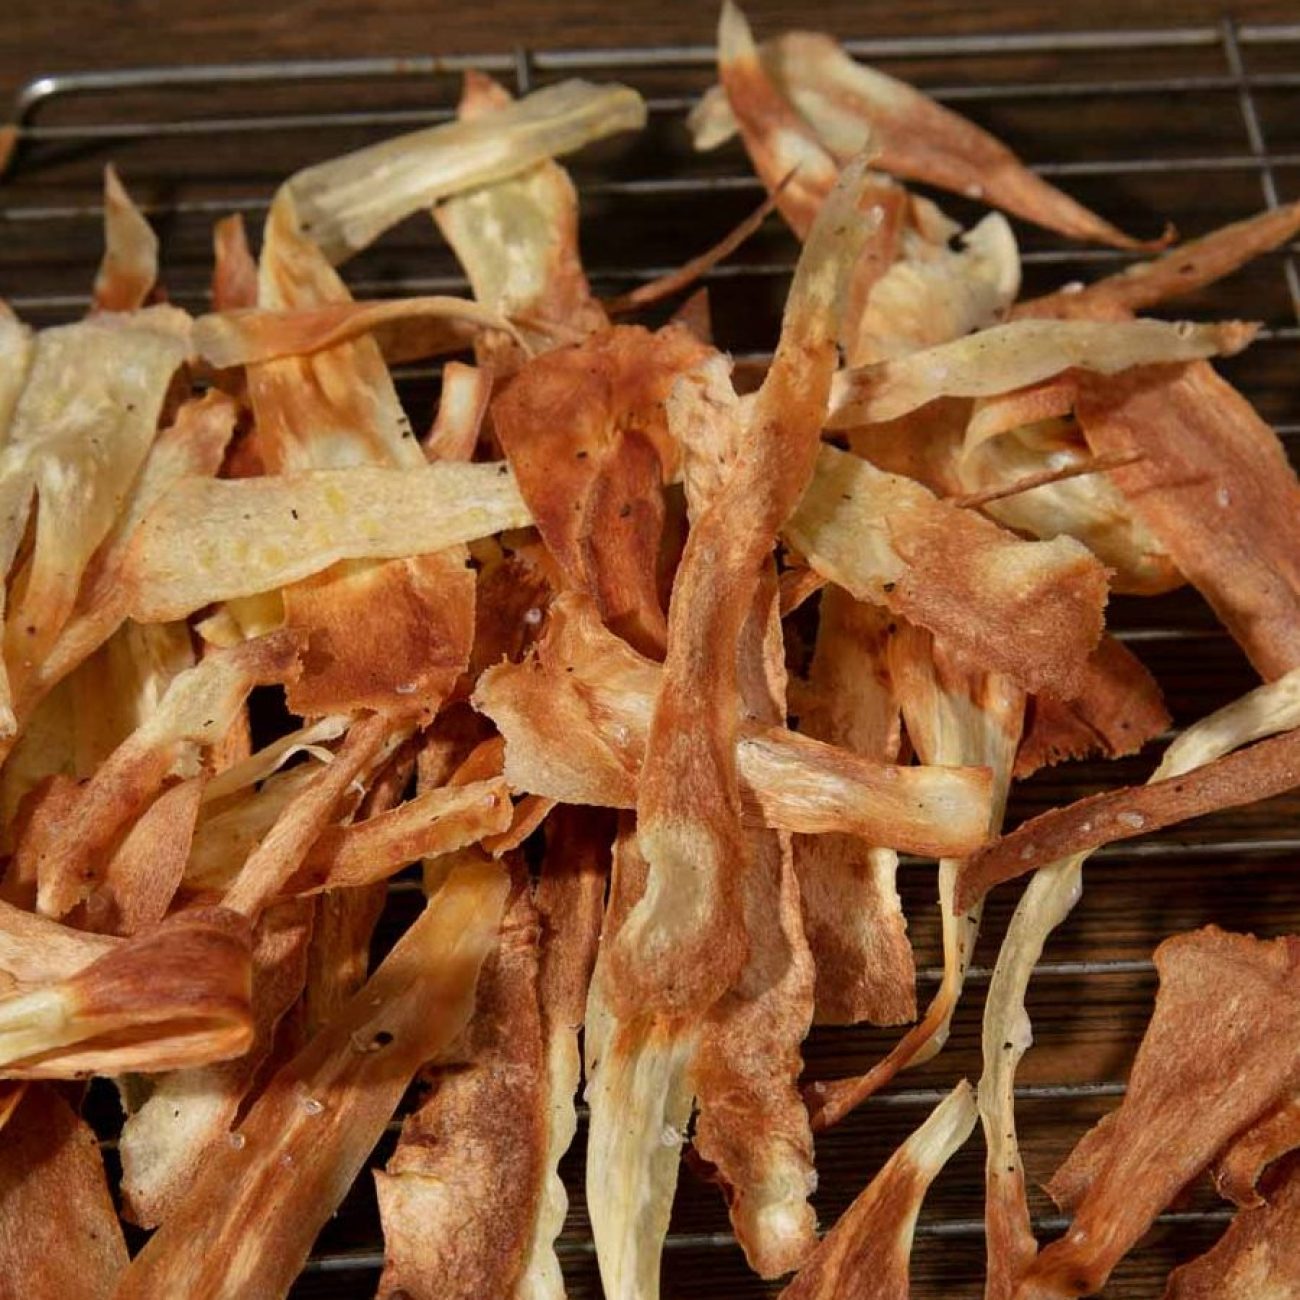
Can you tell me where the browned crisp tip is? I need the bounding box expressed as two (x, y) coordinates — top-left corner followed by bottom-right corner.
(0, 125), (18, 180)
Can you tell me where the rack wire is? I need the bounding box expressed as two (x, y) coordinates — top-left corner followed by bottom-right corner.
(3, 17), (1300, 1297)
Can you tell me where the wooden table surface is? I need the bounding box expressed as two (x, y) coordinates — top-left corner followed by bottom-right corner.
(4, 2), (1300, 1299)
(4, 0), (1300, 108)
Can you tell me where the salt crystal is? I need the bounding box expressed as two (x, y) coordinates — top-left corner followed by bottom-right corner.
(1216, 487), (1231, 508)
(1117, 810), (1146, 830)
(228, 1132), (246, 1150)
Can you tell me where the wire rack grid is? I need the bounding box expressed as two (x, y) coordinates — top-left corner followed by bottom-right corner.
(3, 16), (1300, 1298)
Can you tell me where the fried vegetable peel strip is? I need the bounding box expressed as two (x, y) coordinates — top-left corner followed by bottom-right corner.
(34, 629), (301, 918)
(0, 895), (118, 984)
(716, 1), (841, 239)
(1212, 1090), (1300, 1209)
(1164, 1152), (1300, 1299)
(212, 213), (258, 311)
(93, 164), (157, 313)
(1013, 927), (1300, 1299)
(119, 897), (314, 1227)
(0, 906), (253, 1078)
(1014, 636), (1171, 779)
(283, 775), (513, 896)
(585, 823), (699, 1300)
(786, 445), (1108, 699)
(807, 626), (1023, 1131)
(849, 211), (1020, 365)
(124, 461), (531, 622)
(681, 376), (816, 1273)
(781, 1081), (978, 1299)
(694, 19), (1162, 249)
(0, 309), (190, 730)
(284, 79), (646, 264)
(979, 857), (1085, 1300)
(376, 869), (545, 1300)
(1017, 199), (1300, 321)
(521, 808), (608, 1299)
(492, 324), (711, 656)
(828, 318), (1257, 426)
(6, 388), (240, 753)
(250, 190), (425, 474)
(0, 1085), (129, 1298)
(296, 740), (416, 1040)
(794, 588), (915, 1026)
(435, 71), (607, 370)
(194, 295), (520, 368)
(222, 713), (391, 916)
(959, 711), (1300, 910)
(474, 593), (992, 855)
(1075, 360), (1300, 681)
(282, 550), (475, 719)
(424, 360), (491, 462)
(78, 774), (203, 936)
(959, 411), (1181, 599)
(975, 661), (1300, 1293)
(114, 858), (507, 1300)
(609, 160), (878, 1016)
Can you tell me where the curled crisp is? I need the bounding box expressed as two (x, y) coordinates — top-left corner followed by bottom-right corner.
(124, 462), (532, 622)
(585, 825), (698, 1300)
(1014, 636), (1171, 778)
(492, 324), (711, 656)
(1016, 927), (1300, 1299)
(693, 19), (1162, 248)
(376, 870), (545, 1300)
(473, 594), (992, 857)
(113, 858), (508, 1300)
(781, 1081), (978, 1299)
(716, 1), (841, 238)
(33, 630), (301, 918)
(785, 444), (1109, 699)
(794, 589), (915, 1027)
(435, 71), (607, 370)
(93, 164), (157, 313)
(1017, 199), (1300, 321)
(611, 158), (877, 1016)
(958, 712), (1300, 911)
(1164, 1153), (1300, 1299)
(284, 80), (646, 264)
(1075, 360), (1300, 681)
(828, 318), (1256, 426)
(0, 907), (253, 1079)
(283, 777), (513, 896)
(1213, 1091), (1300, 1209)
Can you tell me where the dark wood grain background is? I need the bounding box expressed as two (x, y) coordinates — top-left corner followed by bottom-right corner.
(4, 1), (1300, 1298)
(4, 0), (1300, 108)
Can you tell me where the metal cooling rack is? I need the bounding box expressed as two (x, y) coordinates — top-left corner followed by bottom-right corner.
(4, 17), (1300, 1297)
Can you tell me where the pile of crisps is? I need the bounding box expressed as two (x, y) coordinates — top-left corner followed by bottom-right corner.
(0, 5), (1297, 1297)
